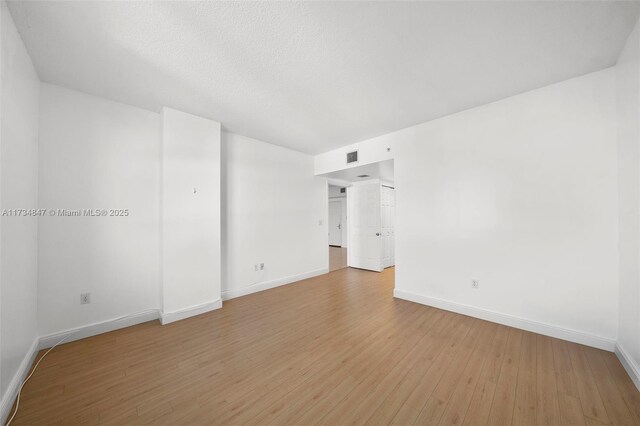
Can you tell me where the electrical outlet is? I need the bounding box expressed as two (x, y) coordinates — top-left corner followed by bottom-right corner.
(254, 264), (259, 272)
(260, 263), (265, 270)
(471, 280), (479, 289)
(80, 293), (91, 304)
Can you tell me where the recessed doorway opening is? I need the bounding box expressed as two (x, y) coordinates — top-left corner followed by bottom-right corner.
(328, 184), (348, 271)
(323, 159), (395, 273)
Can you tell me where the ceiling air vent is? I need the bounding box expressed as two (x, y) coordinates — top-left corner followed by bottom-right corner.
(346, 150), (358, 164)
(357, 174), (370, 178)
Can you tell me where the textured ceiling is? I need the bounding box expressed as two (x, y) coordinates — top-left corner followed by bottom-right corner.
(8, 1), (640, 154)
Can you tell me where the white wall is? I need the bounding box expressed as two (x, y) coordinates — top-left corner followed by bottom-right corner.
(222, 131), (328, 300)
(0, 0), (39, 409)
(616, 17), (640, 387)
(316, 68), (619, 349)
(161, 108), (221, 321)
(38, 84), (160, 336)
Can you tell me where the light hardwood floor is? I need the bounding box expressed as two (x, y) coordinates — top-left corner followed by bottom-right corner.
(11, 267), (640, 425)
(329, 246), (348, 272)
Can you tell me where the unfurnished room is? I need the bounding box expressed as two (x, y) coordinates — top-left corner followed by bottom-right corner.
(2, 1), (640, 425)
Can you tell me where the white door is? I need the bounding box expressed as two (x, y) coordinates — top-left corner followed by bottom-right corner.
(381, 185), (395, 268)
(328, 200), (342, 246)
(348, 182), (382, 272)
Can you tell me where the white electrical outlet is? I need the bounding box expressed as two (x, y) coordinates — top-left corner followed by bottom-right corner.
(80, 293), (91, 304)
(254, 264), (259, 272)
(471, 280), (479, 289)
(260, 263), (265, 270)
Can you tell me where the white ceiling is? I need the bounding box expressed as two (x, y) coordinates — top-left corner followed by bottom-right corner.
(322, 160), (394, 184)
(8, 1), (640, 155)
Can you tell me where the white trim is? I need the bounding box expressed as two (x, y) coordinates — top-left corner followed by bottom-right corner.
(0, 285), (634, 424)
(160, 299), (222, 325)
(615, 343), (640, 392)
(393, 289), (615, 351)
(0, 338), (39, 425)
(38, 309), (160, 350)
(1, 302), (220, 422)
(222, 268), (329, 301)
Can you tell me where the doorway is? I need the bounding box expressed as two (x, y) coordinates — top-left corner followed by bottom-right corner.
(323, 159), (395, 273)
(328, 184), (348, 271)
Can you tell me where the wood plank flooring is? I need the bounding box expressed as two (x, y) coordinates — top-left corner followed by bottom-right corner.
(11, 267), (640, 425)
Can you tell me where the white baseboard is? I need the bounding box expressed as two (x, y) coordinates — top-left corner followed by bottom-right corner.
(222, 268), (329, 301)
(39, 309), (160, 350)
(393, 289), (616, 351)
(615, 343), (640, 392)
(0, 338), (39, 425)
(2, 301), (218, 423)
(160, 298), (222, 325)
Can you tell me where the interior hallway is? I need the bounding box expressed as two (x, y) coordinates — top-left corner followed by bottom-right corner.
(10, 267), (640, 425)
